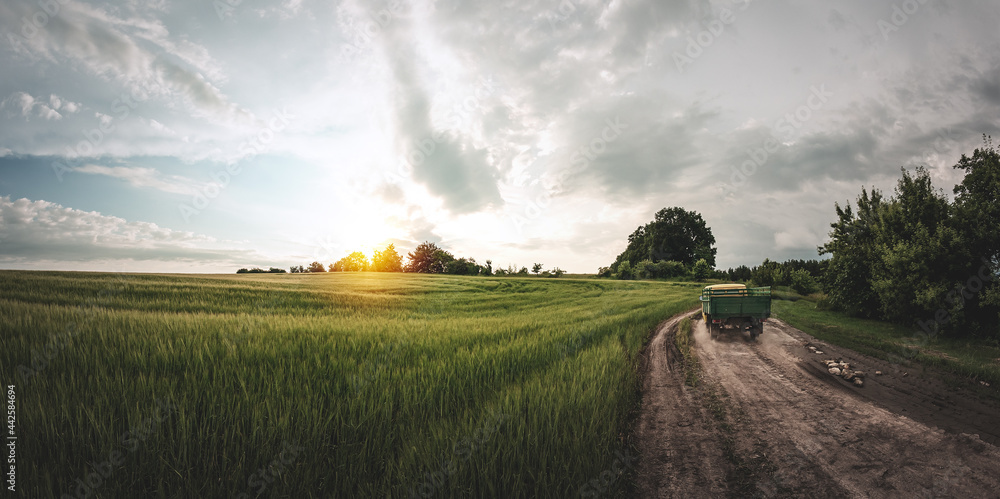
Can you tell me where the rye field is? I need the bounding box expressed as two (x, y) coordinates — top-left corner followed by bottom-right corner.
(0, 271), (701, 498)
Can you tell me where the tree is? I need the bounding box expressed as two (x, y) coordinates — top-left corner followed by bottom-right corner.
(371, 244), (404, 272)
(819, 187), (886, 317)
(611, 207), (716, 273)
(307, 261), (326, 273)
(726, 265), (752, 282)
(655, 261), (687, 278)
(633, 260), (653, 279)
(445, 257), (478, 275)
(953, 136), (1000, 329)
(483, 260), (493, 276)
(790, 269), (819, 295)
(406, 241), (441, 273)
(532, 263), (543, 275)
(335, 252), (369, 272)
(692, 259), (711, 281)
(551, 267), (565, 277)
(616, 260), (633, 280)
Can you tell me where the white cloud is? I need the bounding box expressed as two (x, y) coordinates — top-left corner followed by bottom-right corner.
(0, 196), (264, 267)
(2, 91), (79, 120)
(72, 164), (199, 196)
(2, 91), (35, 117)
(147, 118), (176, 135)
(35, 103), (62, 120)
(0, 1), (250, 123)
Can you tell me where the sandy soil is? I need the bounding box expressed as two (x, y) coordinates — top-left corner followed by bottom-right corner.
(634, 311), (1000, 498)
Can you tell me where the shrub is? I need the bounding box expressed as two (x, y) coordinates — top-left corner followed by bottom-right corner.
(790, 269), (819, 295)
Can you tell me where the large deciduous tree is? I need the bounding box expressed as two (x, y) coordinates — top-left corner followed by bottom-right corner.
(406, 242), (453, 273)
(611, 207), (717, 272)
(333, 252), (369, 272)
(371, 244), (404, 272)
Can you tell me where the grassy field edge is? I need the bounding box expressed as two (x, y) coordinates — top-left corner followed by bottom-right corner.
(770, 293), (1000, 393)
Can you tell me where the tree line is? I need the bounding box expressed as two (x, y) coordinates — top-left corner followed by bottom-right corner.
(817, 137), (999, 339)
(727, 138), (999, 340)
(245, 242), (565, 277)
(722, 259), (827, 295)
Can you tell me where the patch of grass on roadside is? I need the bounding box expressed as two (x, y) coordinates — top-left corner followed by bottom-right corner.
(675, 316), (700, 387)
(771, 296), (1000, 391)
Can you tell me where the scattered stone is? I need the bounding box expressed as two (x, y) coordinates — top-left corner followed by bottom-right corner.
(903, 372), (908, 377)
(815, 351), (824, 355)
(854, 378), (864, 387)
(808, 346), (817, 351)
(853, 371), (865, 379)
(841, 370), (854, 380)
(981, 381), (991, 387)
(828, 367), (841, 376)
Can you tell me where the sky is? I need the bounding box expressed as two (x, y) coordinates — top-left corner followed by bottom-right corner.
(0, 0), (998, 273)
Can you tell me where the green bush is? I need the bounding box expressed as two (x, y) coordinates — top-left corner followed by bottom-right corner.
(790, 269), (819, 295)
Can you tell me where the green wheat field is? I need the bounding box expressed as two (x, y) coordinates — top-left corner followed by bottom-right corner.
(0, 271), (700, 498)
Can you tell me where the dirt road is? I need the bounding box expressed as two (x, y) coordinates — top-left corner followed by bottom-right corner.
(634, 312), (1000, 498)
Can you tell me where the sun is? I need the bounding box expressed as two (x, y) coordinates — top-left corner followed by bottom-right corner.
(340, 214), (395, 259)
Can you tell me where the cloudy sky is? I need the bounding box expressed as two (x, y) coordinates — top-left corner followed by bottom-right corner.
(1, 0), (998, 273)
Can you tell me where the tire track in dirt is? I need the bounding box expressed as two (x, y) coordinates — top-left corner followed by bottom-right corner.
(633, 311), (729, 498)
(635, 312), (1000, 498)
(688, 317), (1000, 498)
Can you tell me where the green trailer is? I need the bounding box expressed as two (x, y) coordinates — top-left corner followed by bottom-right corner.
(699, 284), (772, 340)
